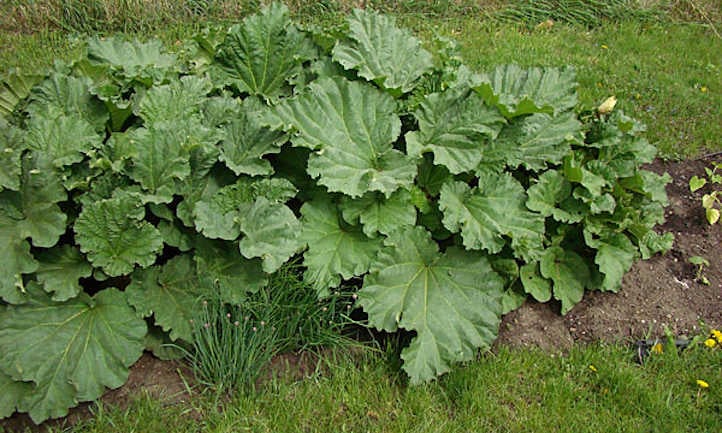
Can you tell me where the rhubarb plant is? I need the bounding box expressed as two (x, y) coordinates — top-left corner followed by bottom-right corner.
(0, 3), (673, 422)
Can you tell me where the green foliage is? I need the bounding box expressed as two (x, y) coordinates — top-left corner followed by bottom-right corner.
(0, 3), (672, 422)
(689, 161), (722, 225)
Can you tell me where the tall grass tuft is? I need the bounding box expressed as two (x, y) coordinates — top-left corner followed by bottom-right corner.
(496, 0), (664, 27)
(185, 297), (280, 395)
(183, 258), (360, 395)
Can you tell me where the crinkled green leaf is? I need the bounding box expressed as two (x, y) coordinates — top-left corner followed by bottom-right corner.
(0, 370), (33, 419)
(493, 112), (581, 171)
(584, 230), (637, 292)
(0, 68), (43, 117)
(405, 88), (506, 174)
(123, 125), (194, 203)
(0, 153), (67, 248)
(520, 262), (552, 302)
(540, 246), (590, 314)
(35, 245), (92, 302)
(300, 198), (382, 297)
(27, 74), (108, 132)
(157, 219), (194, 251)
(475, 65), (578, 118)
(194, 238), (267, 304)
(359, 227), (504, 383)
(526, 170), (586, 223)
(267, 76), (415, 197)
(135, 75), (212, 124)
(439, 175), (545, 259)
(620, 170), (671, 205)
(0, 215), (38, 304)
(25, 113), (102, 168)
(193, 177), (296, 240)
(74, 192), (163, 276)
(193, 199), (244, 240)
(563, 153), (606, 196)
(214, 3), (315, 98)
(332, 9), (433, 93)
(87, 36), (177, 77)
(219, 98), (286, 176)
(416, 155), (452, 197)
(0, 119), (25, 190)
(126, 255), (201, 342)
(340, 189), (417, 237)
(144, 325), (185, 361)
(637, 230), (674, 259)
(0, 287), (146, 424)
(239, 197), (303, 273)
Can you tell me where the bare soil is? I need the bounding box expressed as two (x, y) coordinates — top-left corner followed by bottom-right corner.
(3, 157), (721, 433)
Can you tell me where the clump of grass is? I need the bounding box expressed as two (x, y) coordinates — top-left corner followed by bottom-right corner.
(183, 259), (360, 395)
(185, 297), (280, 395)
(495, 0), (664, 27)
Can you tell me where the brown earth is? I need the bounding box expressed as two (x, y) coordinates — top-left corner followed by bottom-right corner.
(3, 157), (722, 432)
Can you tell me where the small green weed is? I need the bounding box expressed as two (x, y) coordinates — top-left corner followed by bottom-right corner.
(690, 160), (722, 224)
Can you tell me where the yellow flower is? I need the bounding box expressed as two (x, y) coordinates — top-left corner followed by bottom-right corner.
(589, 364), (598, 372)
(704, 338), (717, 348)
(651, 343), (664, 354)
(700, 86), (708, 93)
(601, 44), (609, 50)
(697, 379), (709, 389)
(712, 329), (722, 344)
(597, 96), (617, 115)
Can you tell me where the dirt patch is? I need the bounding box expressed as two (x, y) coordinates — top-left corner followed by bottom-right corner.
(497, 156), (722, 350)
(3, 157), (722, 432)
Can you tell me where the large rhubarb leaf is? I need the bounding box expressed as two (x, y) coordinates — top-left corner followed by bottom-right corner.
(490, 112), (582, 171)
(74, 192), (163, 276)
(193, 177), (296, 240)
(475, 65), (578, 118)
(439, 175), (545, 260)
(0, 286), (146, 424)
(332, 8), (433, 93)
(219, 98), (286, 176)
(0, 153), (67, 248)
(0, 371), (32, 419)
(126, 255), (201, 342)
(122, 125), (194, 203)
(267, 76), (415, 197)
(584, 229), (637, 292)
(87, 36), (177, 79)
(27, 73), (108, 132)
(135, 75), (212, 125)
(539, 247), (591, 314)
(35, 245), (92, 302)
(0, 69), (43, 118)
(0, 215), (38, 304)
(526, 169), (586, 223)
(359, 227), (504, 383)
(194, 239), (267, 305)
(339, 189), (417, 237)
(405, 87), (506, 174)
(0, 119), (25, 191)
(214, 3), (315, 99)
(300, 198), (382, 297)
(239, 197), (303, 273)
(24, 113), (102, 168)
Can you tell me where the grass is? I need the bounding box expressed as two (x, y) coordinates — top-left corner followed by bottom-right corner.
(1, 3), (720, 158)
(183, 260), (359, 395)
(28, 339), (722, 433)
